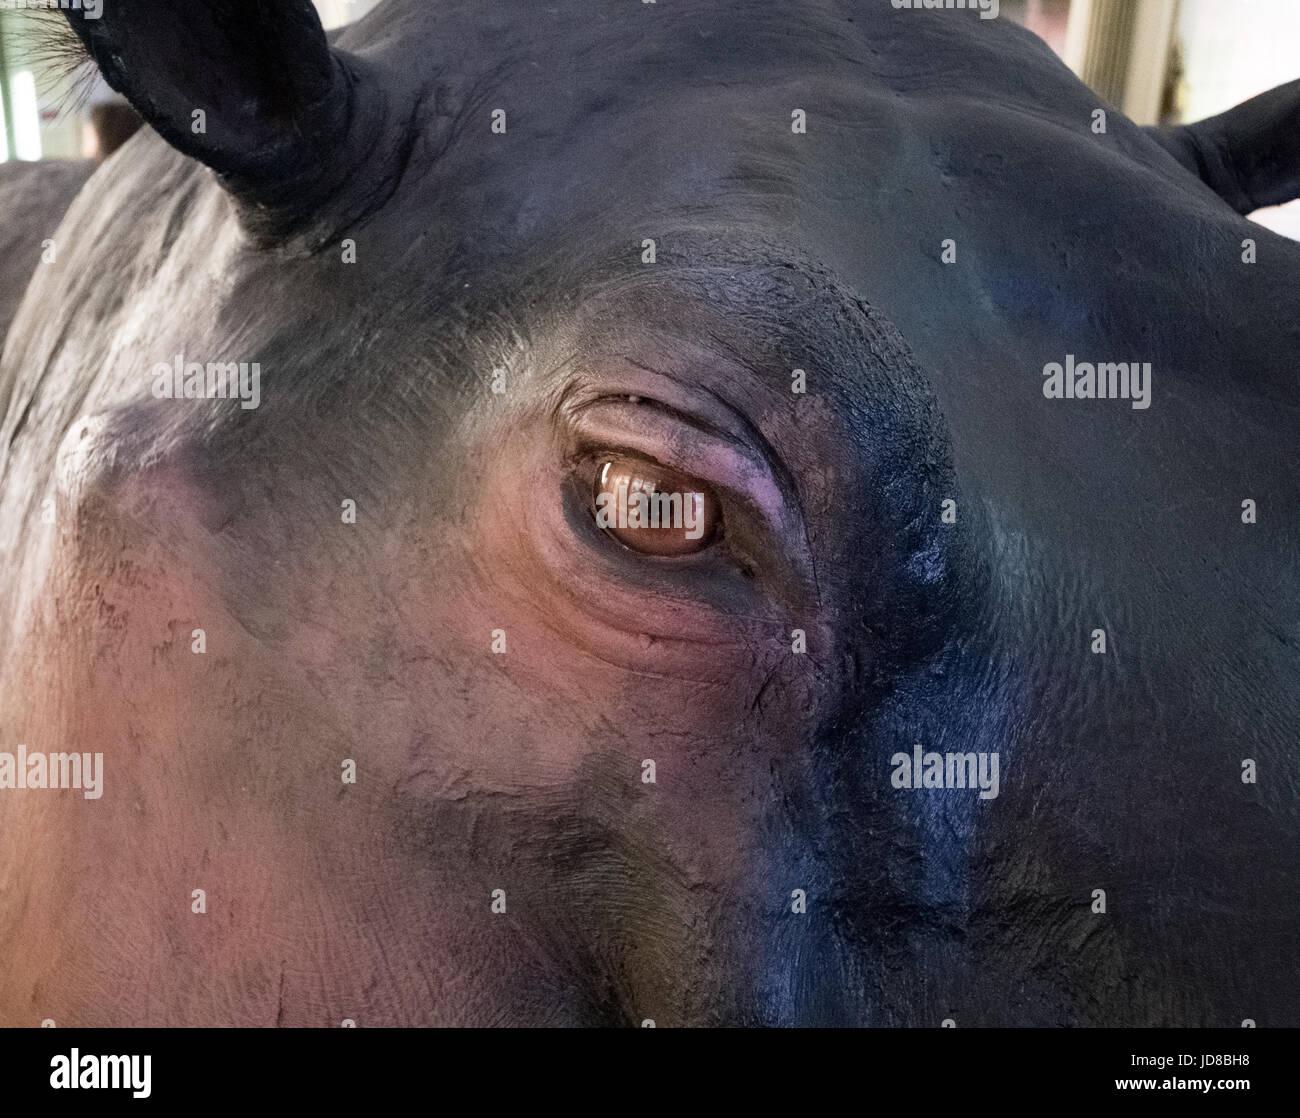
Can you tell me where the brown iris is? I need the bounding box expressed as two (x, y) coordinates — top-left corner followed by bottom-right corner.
(592, 455), (721, 556)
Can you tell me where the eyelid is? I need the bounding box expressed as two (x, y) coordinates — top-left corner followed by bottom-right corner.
(565, 397), (813, 582)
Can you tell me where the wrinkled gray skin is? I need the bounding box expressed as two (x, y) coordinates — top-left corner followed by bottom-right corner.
(0, 0), (1295, 1026)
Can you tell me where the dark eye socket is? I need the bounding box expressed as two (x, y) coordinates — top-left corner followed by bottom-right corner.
(592, 454), (722, 556)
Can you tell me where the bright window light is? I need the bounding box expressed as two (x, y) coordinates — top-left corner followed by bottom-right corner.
(12, 71), (41, 161)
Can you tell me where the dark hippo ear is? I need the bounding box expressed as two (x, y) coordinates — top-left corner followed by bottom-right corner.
(1147, 80), (1300, 215)
(61, 0), (386, 241)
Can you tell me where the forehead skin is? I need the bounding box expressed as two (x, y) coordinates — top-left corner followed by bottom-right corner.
(0, 0), (1296, 1025)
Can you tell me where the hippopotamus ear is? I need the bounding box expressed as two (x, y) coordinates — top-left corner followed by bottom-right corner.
(60, 0), (374, 240)
(1147, 79), (1300, 215)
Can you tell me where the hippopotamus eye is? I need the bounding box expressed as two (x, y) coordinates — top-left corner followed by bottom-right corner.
(592, 455), (721, 556)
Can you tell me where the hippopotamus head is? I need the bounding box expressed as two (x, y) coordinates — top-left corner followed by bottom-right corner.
(0, 0), (1295, 1026)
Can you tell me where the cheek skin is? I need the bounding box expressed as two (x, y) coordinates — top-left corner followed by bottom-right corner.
(400, 553), (827, 888)
(0, 466), (606, 1023)
(0, 424), (836, 1023)
(0, 469), (309, 1021)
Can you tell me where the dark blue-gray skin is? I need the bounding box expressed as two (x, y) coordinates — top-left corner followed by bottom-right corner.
(0, 0), (1295, 1027)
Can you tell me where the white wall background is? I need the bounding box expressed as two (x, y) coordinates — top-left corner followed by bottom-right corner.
(315, 0), (385, 31)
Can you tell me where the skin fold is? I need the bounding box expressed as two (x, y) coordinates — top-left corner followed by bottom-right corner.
(0, 0), (1296, 1026)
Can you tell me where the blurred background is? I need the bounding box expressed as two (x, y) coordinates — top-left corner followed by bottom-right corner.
(0, 0), (1294, 236)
